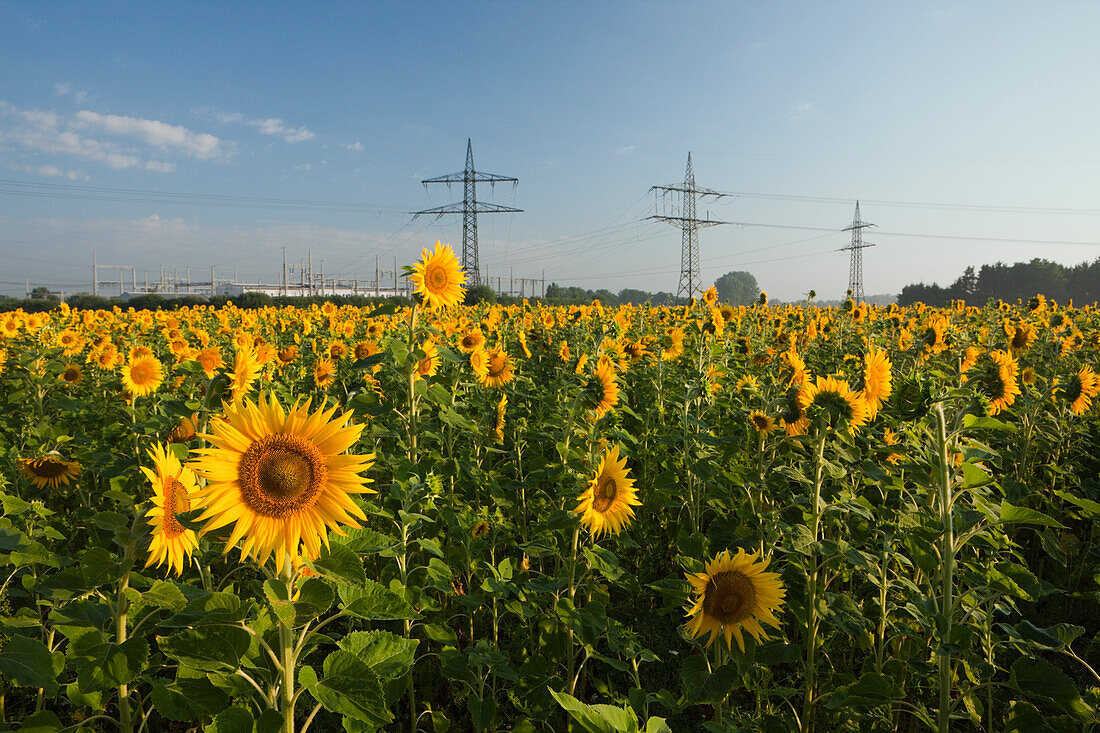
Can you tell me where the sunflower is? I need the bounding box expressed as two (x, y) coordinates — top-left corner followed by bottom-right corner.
(458, 330), (486, 354)
(415, 341), (439, 381)
(229, 346), (262, 402)
(517, 330), (532, 358)
(558, 340), (571, 362)
(574, 445), (640, 538)
(190, 393), (374, 566)
(683, 548), (786, 652)
(781, 387), (810, 436)
(973, 350), (1021, 415)
(121, 354), (164, 397)
(277, 345), (300, 366)
(58, 328), (85, 356)
(411, 241), (466, 310)
(197, 347), (224, 379)
(168, 414), (199, 443)
(480, 346), (515, 388)
(702, 286), (719, 306)
(18, 454), (81, 489)
(313, 357), (337, 388)
(748, 410), (778, 436)
(858, 348), (893, 420)
(587, 362), (619, 418)
(1061, 365), (1099, 415)
(1007, 321), (1036, 352)
(798, 375), (868, 431)
(492, 393), (507, 444)
(661, 327), (685, 362)
(141, 443), (199, 576)
(59, 364), (83, 386)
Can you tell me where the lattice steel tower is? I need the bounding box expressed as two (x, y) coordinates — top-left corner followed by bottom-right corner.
(414, 139), (521, 286)
(840, 201), (875, 302)
(647, 153), (728, 300)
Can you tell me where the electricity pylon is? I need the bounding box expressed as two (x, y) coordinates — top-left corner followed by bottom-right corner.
(647, 153), (728, 301)
(839, 201), (875, 302)
(414, 139), (521, 286)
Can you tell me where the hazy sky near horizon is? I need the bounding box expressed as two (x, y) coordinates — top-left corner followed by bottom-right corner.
(2, 1), (1100, 301)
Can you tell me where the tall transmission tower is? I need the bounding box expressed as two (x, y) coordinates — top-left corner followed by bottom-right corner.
(647, 153), (729, 300)
(414, 139), (521, 286)
(839, 201), (876, 302)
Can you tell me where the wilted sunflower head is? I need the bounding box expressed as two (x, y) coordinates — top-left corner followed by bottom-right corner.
(18, 454), (81, 489)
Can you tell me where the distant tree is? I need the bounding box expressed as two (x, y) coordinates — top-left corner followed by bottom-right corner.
(235, 292), (274, 309)
(465, 284), (496, 305)
(67, 293), (114, 310)
(714, 271), (759, 305)
(29, 286), (58, 301)
(126, 294), (168, 311)
(618, 288), (651, 305)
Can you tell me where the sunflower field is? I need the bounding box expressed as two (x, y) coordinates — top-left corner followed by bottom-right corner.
(1, 244), (1099, 733)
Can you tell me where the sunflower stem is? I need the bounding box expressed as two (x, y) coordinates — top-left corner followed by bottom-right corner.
(802, 428), (828, 733)
(934, 402), (954, 733)
(279, 558), (296, 733)
(116, 559), (133, 733)
(566, 525), (580, 696)
(713, 641), (725, 725)
(406, 303), (420, 463)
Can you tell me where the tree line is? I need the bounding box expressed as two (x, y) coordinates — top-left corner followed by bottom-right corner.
(898, 257), (1100, 306)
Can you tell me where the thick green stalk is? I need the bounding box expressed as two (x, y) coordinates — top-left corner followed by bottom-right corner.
(802, 429), (828, 733)
(406, 303), (420, 462)
(934, 403), (954, 733)
(566, 525), (581, 696)
(280, 560), (296, 733)
(117, 572), (132, 733)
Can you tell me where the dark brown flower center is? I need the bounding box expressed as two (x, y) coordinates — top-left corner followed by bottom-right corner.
(29, 458), (68, 478)
(592, 476), (618, 513)
(238, 435), (327, 517)
(702, 570), (757, 624)
(162, 478), (190, 538)
(426, 264), (448, 291)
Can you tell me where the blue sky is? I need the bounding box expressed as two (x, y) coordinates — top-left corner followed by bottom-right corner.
(2, 1), (1100, 300)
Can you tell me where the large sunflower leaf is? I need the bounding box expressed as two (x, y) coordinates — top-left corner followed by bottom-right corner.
(0, 634), (62, 695)
(158, 625), (250, 672)
(312, 542), (366, 586)
(302, 650), (390, 726)
(336, 579), (419, 620)
(337, 630), (418, 679)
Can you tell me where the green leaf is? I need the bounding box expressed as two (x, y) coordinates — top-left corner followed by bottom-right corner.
(263, 579), (296, 627)
(963, 414), (1016, 431)
(584, 546), (624, 582)
(364, 302), (397, 319)
(825, 672), (898, 710)
(294, 577), (335, 622)
(337, 579), (419, 620)
(158, 625), (250, 672)
(151, 678), (230, 721)
(468, 693), (498, 731)
(312, 543), (366, 586)
(338, 630), (418, 679)
(1053, 489), (1100, 518)
(74, 637), (149, 692)
(643, 718), (673, 733)
(207, 706), (254, 733)
(1010, 657), (1093, 718)
(550, 689), (636, 732)
(999, 502), (1065, 528)
(352, 353), (388, 370)
(305, 650), (391, 726)
(255, 709), (285, 733)
(141, 580), (187, 611)
(0, 634), (60, 694)
(17, 711), (63, 733)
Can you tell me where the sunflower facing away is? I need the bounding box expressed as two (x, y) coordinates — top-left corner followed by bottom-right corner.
(684, 548), (786, 652)
(492, 393), (507, 444)
(587, 362), (619, 418)
(141, 442), (199, 576)
(190, 393), (375, 567)
(121, 354), (164, 397)
(799, 374), (869, 431)
(411, 241), (466, 309)
(18, 454), (81, 489)
(1061, 365), (1100, 415)
(575, 444), (640, 538)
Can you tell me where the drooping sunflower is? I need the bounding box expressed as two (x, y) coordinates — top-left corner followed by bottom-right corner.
(587, 362), (619, 418)
(141, 443), (199, 576)
(683, 548), (786, 652)
(1061, 365), (1099, 415)
(798, 375), (868, 431)
(574, 445), (640, 538)
(411, 241), (466, 309)
(190, 393), (374, 566)
(858, 348), (893, 420)
(229, 346), (263, 402)
(168, 414), (199, 443)
(18, 454), (81, 489)
(781, 387), (810, 436)
(492, 393), (507, 444)
(415, 341), (439, 381)
(121, 354), (164, 397)
(480, 346), (515, 388)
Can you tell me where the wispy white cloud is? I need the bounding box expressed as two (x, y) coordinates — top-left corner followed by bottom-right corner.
(292, 163), (312, 171)
(791, 102), (815, 121)
(344, 141), (364, 152)
(53, 82), (89, 104)
(0, 100), (223, 172)
(616, 145), (636, 155)
(74, 110), (223, 158)
(249, 117), (314, 143)
(10, 163), (89, 181)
